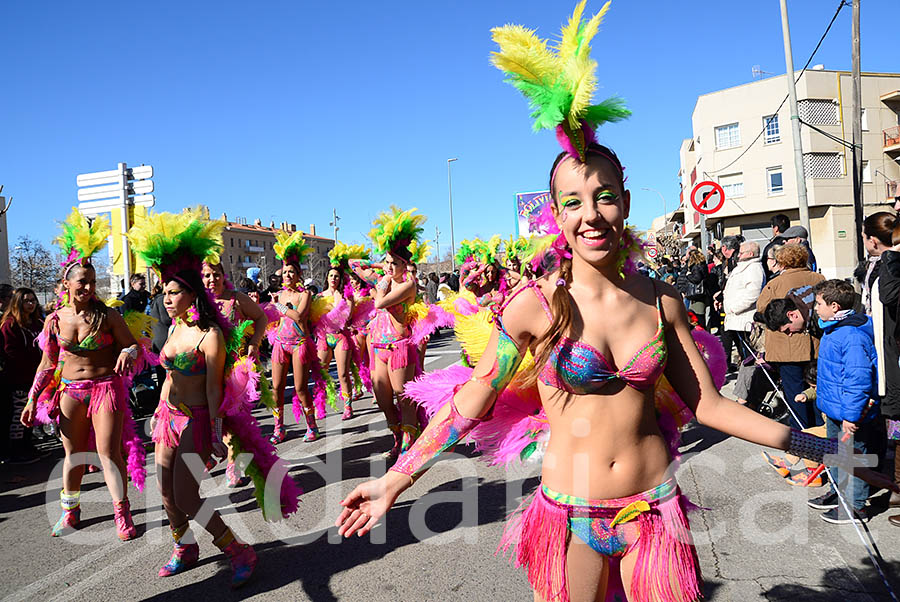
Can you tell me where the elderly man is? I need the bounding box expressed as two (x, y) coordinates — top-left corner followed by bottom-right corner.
(721, 241), (764, 369)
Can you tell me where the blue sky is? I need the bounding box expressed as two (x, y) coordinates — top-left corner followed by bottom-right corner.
(2, 0), (896, 259)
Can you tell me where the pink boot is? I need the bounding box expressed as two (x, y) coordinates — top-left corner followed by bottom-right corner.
(215, 529), (256, 588)
(269, 409), (286, 444)
(114, 499), (138, 541)
(303, 407), (320, 442)
(341, 397), (353, 421)
(51, 491), (81, 537)
(158, 542), (200, 577)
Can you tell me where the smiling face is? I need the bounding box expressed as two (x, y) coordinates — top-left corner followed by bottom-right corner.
(551, 154), (630, 270)
(65, 264), (96, 304)
(201, 263), (225, 297)
(163, 279), (196, 319)
(282, 263), (300, 287)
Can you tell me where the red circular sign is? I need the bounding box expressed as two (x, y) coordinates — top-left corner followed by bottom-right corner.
(647, 247), (658, 259)
(690, 181), (726, 215)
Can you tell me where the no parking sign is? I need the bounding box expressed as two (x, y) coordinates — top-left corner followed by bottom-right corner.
(690, 181), (725, 215)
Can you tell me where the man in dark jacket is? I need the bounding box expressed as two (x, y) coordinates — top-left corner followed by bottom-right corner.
(121, 274), (150, 313)
(762, 214), (790, 281)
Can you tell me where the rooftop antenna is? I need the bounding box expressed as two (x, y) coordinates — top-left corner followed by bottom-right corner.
(751, 65), (774, 79)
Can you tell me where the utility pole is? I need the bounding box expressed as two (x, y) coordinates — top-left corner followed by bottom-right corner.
(330, 208), (340, 242)
(779, 0), (812, 240)
(447, 158), (458, 271)
(434, 225), (441, 265)
(850, 0), (864, 263)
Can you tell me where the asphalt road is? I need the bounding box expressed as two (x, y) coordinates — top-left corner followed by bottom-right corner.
(2, 330), (900, 601)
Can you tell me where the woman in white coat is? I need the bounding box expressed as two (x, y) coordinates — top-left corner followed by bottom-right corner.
(722, 241), (765, 367)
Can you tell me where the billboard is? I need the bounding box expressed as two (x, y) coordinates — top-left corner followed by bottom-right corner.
(515, 190), (552, 236)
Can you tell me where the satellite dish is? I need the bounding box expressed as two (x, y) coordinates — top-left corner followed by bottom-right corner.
(752, 65), (762, 79)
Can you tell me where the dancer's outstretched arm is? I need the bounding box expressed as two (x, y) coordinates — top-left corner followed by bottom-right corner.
(660, 282), (896, 492)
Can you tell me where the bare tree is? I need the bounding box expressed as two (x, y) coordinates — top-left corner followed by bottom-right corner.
(10, 235), (56, 295)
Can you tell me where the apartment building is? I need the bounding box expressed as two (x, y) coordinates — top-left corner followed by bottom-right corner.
(219, 215), (335, 287)
(670, 68), (900, 278)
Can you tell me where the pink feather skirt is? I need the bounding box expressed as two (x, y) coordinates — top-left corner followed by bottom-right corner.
(499, 479), (702, 602)
(57, 374), (128, 417)
(371, 311), (415, 371)
(151, 400), (212, 452)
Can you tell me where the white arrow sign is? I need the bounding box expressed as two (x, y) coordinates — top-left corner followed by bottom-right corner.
(77, 183), (124, 202)
(128, 165), (153, 180)
(76, 169), (120, 187)
(130, 180), (154, 195)
(77, 199), (126, 216)
(131, 194), (155, 206)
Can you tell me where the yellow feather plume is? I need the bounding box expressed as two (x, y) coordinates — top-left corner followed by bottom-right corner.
(490, 25), (557, 86)
(309, 295), (333, 324)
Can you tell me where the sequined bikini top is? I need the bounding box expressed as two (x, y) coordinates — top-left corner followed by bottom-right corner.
(516, 281), (667, 394)
(160, 331), (208, 376)
(50, 312), (114, 353)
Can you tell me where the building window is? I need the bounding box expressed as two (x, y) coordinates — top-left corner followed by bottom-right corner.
(802, 152), (842, 178)
(861, 108), (868, 131)
(797, 99), (839, 126)
(230, 239), (234, 247)
(719, 172), (744, 198)
(763, 114), (780, 144)
(766, 166), (784, 195)
(229, 255), (233, 264)
(862, 160), (871, 183)
(715, 123), (740, 150)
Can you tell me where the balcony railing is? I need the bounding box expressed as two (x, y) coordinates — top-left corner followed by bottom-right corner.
(885, 126), (900, 152)
(888, 180), (899, 200)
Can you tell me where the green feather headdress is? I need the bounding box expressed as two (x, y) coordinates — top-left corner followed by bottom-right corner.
(55, 208), (111, 276)
(328, 242), (369, 269)
(273, 230), (313, 266)
(455, 236), (501, 267)
(127, 206), (225, 280)
(491, 0), (630, 161)
(502, 236), (531, 266)
(368, 206), (426, 262)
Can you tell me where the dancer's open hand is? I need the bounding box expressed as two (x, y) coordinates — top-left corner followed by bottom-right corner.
(20, 402), (35, 428)
(336, 473), (406, 537)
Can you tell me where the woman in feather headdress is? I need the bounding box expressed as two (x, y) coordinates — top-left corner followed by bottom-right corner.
(503, 235), (531, 291)
(336, 4), (896, 602)
(20, 208), (143, 541)
(457, 236), (506, 308)
(200, 259), (269, 487)
(314, 243), (370, 420)
(128, 207), (262, 588)
(268, 229), (321, 443)
(349, 207), (428, 460)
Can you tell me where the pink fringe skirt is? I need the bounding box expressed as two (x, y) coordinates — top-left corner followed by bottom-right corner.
(371, 311), (414, 371)
(499, 479), (702, 602)
(58, 374), (127, 417)
(151, 400), (212, 452)
(272, 334), (316, 366)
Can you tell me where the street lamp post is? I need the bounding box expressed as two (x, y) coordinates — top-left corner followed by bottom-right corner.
(447, 158), (458, 271)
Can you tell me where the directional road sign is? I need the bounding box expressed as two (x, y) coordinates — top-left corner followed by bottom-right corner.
(76, 169), (121, 187)
(690, 181), (726, 215)
(128, 165), (153, 180)
(130, 180), (154, 195)
(77, 183), (123, 202)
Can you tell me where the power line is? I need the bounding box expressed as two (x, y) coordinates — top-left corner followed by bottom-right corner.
(705, 0), (848, 176)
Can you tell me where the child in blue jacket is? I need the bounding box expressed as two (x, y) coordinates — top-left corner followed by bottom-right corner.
(807, 279), (881, 524)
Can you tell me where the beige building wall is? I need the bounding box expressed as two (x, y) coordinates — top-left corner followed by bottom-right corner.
(678, 69), (900, 278)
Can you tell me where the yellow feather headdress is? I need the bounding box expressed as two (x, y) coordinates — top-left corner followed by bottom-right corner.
(328, 242), (370, 269)
(368, 206), (426, 262)
(491, 1), (630, 161)
(127, 206), (225, 280)
(273, 230), (313, 266)
(55, 208), (111, 276)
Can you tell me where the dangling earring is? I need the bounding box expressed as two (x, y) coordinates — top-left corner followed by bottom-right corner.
(186, 303), (200, 322)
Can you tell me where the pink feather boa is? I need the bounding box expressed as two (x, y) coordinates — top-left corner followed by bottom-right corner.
(409, 304), (455, 346)
(349, 336), (373, 393)
(313, 296), (352, 339)
(349, 298), (375, 330)
(225, 409), (302, 519)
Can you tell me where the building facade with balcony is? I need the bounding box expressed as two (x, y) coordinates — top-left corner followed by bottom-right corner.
(673, 68), (900, 278)
(220, 215), (335, 288)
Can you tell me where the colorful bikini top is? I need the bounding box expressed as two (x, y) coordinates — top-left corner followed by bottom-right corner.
(49, 312), (115, 353)
(507, 281), (667, 394)
(218, 297), (244, 326)
(160, 331), (209, 376)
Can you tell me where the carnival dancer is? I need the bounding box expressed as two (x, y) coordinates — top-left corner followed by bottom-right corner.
(336, 4), (895, 601)
(349, 207), (428, 459)
(268, 230), (325, 443)
(130, 208), (299, 587)
(315, 243), (370, 420)
(348, 269), (376, 400)
(503, 236), (531, 292)
(21, 209), (145, 541)
(457, 236), (506, 308)
(201, 260), (269, 486)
